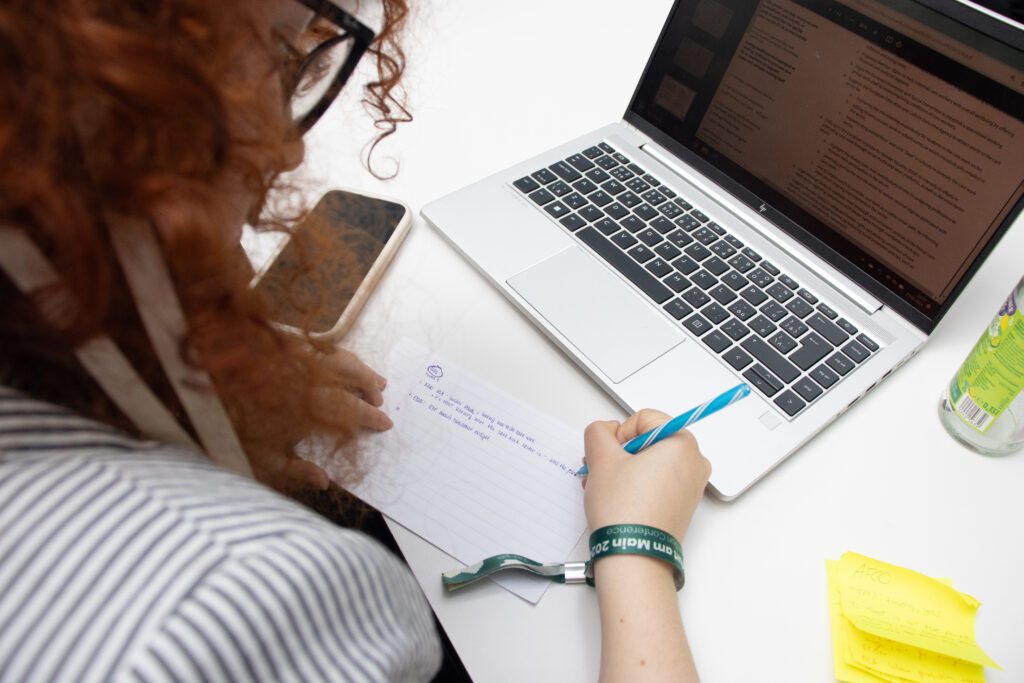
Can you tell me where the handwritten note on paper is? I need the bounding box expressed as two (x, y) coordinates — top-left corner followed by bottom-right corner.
(348, 337), (587, 603)
(826, 552), (1000, 683)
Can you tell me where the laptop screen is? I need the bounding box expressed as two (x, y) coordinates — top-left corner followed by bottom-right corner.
(627, 0), (1024, 331)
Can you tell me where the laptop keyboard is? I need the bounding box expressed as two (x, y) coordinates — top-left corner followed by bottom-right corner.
(511, 141), (880, 418)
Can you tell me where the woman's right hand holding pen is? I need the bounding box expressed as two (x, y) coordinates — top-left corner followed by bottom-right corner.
(582, 409), (709, 682)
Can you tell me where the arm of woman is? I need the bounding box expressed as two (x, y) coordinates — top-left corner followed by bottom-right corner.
(582, 410), (711, 683)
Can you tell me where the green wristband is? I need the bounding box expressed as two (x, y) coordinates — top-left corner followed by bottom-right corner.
(588, 524), (685, 591)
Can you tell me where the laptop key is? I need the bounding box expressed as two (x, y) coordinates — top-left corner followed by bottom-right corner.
(550, 160), (582, 182)
(692, 227), (717, 245)
(691, 209), (709, 223)
(704, 256), (730, 276)
(577, 227), (673, 303)
(590, 190), (614, 207)
(605, 202), (629, 220)
(514, 176), (540, 193)
(664, 272), (691, 292)
(785, 297), (814, 318)
(627, 243), (656, 263)
(761, 301), (788, 322)
(559, 214), (586, 231)
(684, 243), (712, 261)
(702, 330), (732, 353)
(724, 234), (744, 249)
(774, 390), (806, 416)
(641, 189), (667, 205)
(711, 241), (736, 259)
(664, 298), (694, 320)
(683, 313), (713, 336)
(578, 205), (604, 223)
(790, 332), (831, 370)
(595, 155), (618, 170)
(747, 314), (777, 338)
(666, 229), (694, 247)
(658, 202), (684, 219)
(566, 153), (594, 172)
(544, 201), (570, 219)
(721, 319), (750, 341)
(728, 299), (757, 320)
(798, 288), (818, 304)
(793, 377), (823, 402)
(549, 180), (572, 196)
(810, 364), (840, 388)
(634, 203), (660, 221)
(766, 282), (794, 303)
(723, 346), (753, 370)
(742, 246), (762, 261)
(740, 286), (768, 306)
(807, 313), (849, 346)
(598, 142), (615, 154)
(646, 258), (673, 278)
(707, 222), (725, 236)
(610, 165), (634, 181)
(691, 269), (718, 290)
(655, 242), (682, 260)
(835, 317), (858, 335)
(780, 315), (809, 338)
(637, 228), (662, 246)
(768, 331), (797, 354)
(747, 268), (773, 287)
(572, 178), (598, 194)
(674, 215), (701, 231)
(721, 271), (749, 291)
(626, 177), (650, 193)
(857, 334), (879, 352)
(779, 274), (799, 290)
(674, 197), (693, 211)
(743, 364), (783, 397)
(528, 187), (555, 205)
(594, 218), (618, 235)
(761, 261), (781, 276)
(649, 216), (675, 234)
(564, 192), (587, 210)
(619, 191), (642, 208)
(682, 287), (711, 308)
(611, 230), (637, 249)
(672, 255), (699, 275)
(532, 168), (558, 184)
(709, 284), (737, 305)
(583, 145), (603, 159)
(728, 253), (755, 273)
(620, 215), (645, 233)
(741, 336), (800, 383)
(842, 340), (870, 364)
(601, 179), (626, 195)
(816, 302), (838, 319)
(826, 352), (855, 376)
(703, 302), (729, 324)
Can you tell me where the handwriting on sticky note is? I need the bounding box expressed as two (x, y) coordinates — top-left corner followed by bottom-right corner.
(331, 338), (587, 604)
(826, 552), (999, 683)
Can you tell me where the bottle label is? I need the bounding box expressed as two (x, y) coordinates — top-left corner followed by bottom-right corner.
(948, 291), (1024, 434)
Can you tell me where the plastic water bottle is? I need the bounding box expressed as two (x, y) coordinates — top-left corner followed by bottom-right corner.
(938, 275), (1024, 456)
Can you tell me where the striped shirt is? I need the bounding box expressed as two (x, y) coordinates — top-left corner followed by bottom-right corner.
(0, 387), (442, 682)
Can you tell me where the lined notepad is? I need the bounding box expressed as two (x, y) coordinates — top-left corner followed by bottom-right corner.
(335, 338), (587, 603)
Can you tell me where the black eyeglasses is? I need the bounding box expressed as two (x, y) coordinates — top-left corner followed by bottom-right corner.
(284, 0), (376, 134)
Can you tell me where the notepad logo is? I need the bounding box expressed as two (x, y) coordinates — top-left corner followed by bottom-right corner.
(426, 364), (443, 380)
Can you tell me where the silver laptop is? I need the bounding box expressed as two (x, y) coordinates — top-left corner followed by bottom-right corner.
(422, 0), (1024, 499)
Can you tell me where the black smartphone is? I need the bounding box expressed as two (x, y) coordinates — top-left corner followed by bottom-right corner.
(251, 189), (411, 341)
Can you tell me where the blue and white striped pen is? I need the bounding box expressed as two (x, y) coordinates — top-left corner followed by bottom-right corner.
(575, 383), (751, 478)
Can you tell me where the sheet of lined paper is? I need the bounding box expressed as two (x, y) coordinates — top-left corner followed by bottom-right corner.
(349, 337), (587, 603)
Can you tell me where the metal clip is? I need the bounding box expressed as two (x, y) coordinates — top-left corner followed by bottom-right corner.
(563, 561), (588, 584)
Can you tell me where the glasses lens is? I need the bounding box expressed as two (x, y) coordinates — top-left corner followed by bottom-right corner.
(290, 36), (355, 124)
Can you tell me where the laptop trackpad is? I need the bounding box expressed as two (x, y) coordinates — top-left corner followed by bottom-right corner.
(507, 247), (683, 383)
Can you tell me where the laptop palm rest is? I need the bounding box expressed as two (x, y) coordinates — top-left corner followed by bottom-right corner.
(507, 246), (683, 383)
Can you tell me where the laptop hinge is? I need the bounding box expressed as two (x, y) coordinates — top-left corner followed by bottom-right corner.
(638, 141), (883, 316)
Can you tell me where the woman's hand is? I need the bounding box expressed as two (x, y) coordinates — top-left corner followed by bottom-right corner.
(582, 409), (710, 542)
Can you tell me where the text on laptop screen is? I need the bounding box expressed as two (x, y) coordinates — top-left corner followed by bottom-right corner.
(629, 0), (1024, 326)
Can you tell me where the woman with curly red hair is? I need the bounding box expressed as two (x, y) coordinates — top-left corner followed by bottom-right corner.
(0, 0), (709, 680)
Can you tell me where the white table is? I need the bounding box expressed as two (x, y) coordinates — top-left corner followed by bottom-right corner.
(289, 1), (1024, 679)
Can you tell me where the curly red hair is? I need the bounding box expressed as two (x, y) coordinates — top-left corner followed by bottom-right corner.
(0, 0), (410, 492)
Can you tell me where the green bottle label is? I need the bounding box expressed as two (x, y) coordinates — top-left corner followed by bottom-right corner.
(948, 292), (1024, 434)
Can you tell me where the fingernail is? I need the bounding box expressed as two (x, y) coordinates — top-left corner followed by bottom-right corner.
(376, 374), (387, 391)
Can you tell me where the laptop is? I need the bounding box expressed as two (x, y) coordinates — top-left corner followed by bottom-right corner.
(422, 0), (1024, 500)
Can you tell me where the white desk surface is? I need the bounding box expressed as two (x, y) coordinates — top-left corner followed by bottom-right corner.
(288, 1), (1024, 680)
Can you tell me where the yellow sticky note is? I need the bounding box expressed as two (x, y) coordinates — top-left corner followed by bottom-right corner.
(826, 559), (892, 683)
(837, 552), (999, 670)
